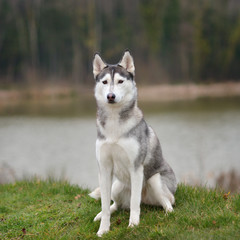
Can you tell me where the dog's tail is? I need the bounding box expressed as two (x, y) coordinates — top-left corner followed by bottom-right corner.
(89, 187), (101, 200)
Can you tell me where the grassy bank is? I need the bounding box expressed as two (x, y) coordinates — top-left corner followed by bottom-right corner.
(1, 82), (240, 103)
(1, 84), (240, 117)
(0, 180), (239, 239)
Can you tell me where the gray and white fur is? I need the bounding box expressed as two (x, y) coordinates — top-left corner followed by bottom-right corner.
(90, 50), (177, 237)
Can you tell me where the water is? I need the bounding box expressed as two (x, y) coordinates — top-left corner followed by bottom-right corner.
(0, 99), (240, 189)
(0, 117), (97, 189)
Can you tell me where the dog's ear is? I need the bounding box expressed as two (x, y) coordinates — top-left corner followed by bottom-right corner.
(119, 50), (135, 76)
(93, 53), (107, 78)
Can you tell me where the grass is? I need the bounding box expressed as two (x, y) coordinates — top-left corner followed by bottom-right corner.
(0, 180), (239, 240)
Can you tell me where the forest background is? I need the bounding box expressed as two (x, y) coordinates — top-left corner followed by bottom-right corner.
(1, 0), (240, 88)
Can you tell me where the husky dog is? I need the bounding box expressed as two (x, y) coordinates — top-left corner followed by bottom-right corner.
(90, 50), (177, 237)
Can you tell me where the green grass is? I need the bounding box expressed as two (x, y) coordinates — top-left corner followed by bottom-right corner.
(0, 180), (239, 239)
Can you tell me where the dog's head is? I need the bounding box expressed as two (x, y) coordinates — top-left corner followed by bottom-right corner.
(93, 50), (136, 106)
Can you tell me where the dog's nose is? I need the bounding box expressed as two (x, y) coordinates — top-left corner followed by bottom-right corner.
(107, 93), (116, 101)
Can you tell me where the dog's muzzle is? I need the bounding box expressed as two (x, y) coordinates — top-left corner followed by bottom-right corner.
(107, 93), (116, 104)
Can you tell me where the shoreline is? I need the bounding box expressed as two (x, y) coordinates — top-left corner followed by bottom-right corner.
(0, 82), (240, 104)
(138, 82), (240, 102)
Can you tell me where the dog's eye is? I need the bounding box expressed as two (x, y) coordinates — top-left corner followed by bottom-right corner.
(102, 80), (108, 85)
(118, 80), (124, 84)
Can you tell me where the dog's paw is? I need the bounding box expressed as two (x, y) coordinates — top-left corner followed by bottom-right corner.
(97, 228), (108, 237)
(128, 221), (139, 228)
(128, 211), (140, 228)
(97, 225), (110, 237)
(128, 222), (138, 228)
(94, 212), (102, 222)
(165, 205), (174, 214)
(128, 217), (139, 228)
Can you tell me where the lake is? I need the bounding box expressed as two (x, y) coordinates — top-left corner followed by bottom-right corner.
(0, 97), (240, 190)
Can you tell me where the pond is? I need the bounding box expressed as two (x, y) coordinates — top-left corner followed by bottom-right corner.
(0, 97), (240, 190)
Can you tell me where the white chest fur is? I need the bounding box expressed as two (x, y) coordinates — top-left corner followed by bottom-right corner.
(96, 137), (139, 184)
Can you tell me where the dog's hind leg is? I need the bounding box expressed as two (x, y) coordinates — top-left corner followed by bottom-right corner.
(94, 179), (128, 222)
(94, 202), (118, 222)
(89, 187), (101, 200)
(112, 179), (131, 209)
(144, 173), (174, 213)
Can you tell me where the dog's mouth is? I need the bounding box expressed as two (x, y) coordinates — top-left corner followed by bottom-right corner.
(108, 99), (116, 104)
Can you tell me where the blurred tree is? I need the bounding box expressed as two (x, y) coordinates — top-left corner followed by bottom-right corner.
(0, 0), (239, 85)
(193, 0), (231, 81)
(224, 12), (240, 79)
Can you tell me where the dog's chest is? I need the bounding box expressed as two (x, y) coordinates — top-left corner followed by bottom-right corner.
(97, 109), (141, 182)
(100, 114), (135, 142)
(101, 138), (139, 183)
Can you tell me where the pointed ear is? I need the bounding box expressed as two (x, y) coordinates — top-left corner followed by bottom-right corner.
(119, 51), (135, 76)
(93, 53), (107, 78)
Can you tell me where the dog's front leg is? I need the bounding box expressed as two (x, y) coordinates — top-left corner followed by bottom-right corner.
(129, 165), (144, 227)
(97, 159), (113, 237)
